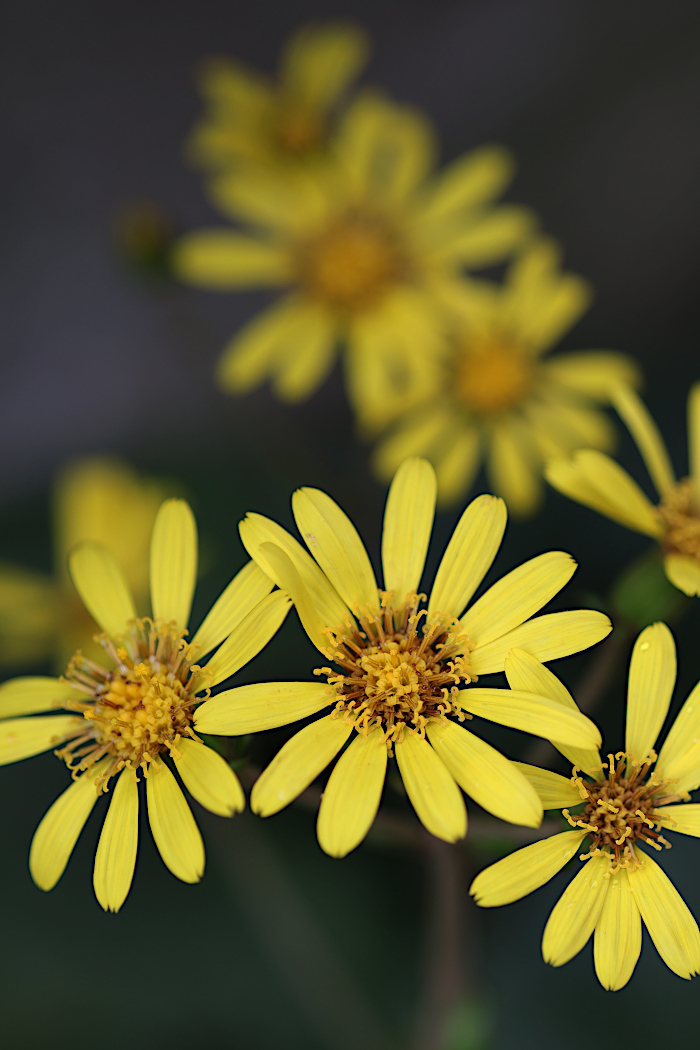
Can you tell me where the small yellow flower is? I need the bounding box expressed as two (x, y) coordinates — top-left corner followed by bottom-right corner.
(0, 457), (165, 670)
(471, 622), (700, 990)
(174, 93), (533, 427)
(195, 458), (608, 857)
(546, 383), (700, 595)
(372, 239), (640, 514)
(0, 499), (290, 911)
(188, 23), (370, 172)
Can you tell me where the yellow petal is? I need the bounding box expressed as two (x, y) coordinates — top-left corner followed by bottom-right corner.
(628, 848), (700, 979)
(270, 306), (337, 403)
(172, 230), (292, 288)
(280, 22), (369, 110)
(381, 458), (436, 606)
(93, 767), (139, 912)
(253, 543), (327, 652)
(507, 246), (591, 354)
(394, 731), (467, 842)
(416, 146), (515, 225)
(191, 561), (274, 657)
(29, 761), (108, 891)
(657, 680), (700, 793)
(428, 494), (507, 621)
(461, 551), (576, 649)
(426, 720), (541, 827)
(593, 867), (642, 991)
(461, 688), (602, 749)
(251, 713), (352, 817)
(150, 500), (197, 630)
(655, 804), (700, 837)
(611, 384), (675, 498)
(200, 589), (291, 687)
(511, 762), (583, 808)
(663, 553), (700, 597)
(174, 738), (244, 817)
(316, 728), (387, 858)
(146, 760), (204, 883)
(0, 714), (83, 765)
(292, 487), (378, 612)
(544, 350), (642, 398)
(435, 206), (535, 267)
(434, 426), (482, 509)
(625, 622), (676, 762)
(470, 830), (586, 907)
(194, 681), (333, 735)
(371, 406), (452, 483)
(487, 421), (542, 517)
(469, 609), (612, 675)
(689, 383), (700, 502)
(216, 297), (313, 395)
(0, 676), (83, 718)
(68, 543), (136, 637)
(212, 167), (328, 233)
(542, 852), (611, 967)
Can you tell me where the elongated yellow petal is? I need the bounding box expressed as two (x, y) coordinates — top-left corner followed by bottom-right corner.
(426, 720), (541, 827)
(592, 867), (642, 990)
(271, 306), (337, 403)
(191, 561), (273, 657)
(434, 425), (481, 508)
(216, 297), (317, 395)
(68, 543), (136, 637)
(511, 762), (583, 808)
(487, 421), (541, 517)
(657, 680), (700, 793)
(381, 458), (436, 606)
(655, 804), (700, 837)
(663, 553), (700, 597)
(200, 589), (291, 687)
(0, 714), (83, 765)
(251, 714), (352, 817)
(469, 610), (611, 675)
(317, 728), (387, 857)
(689, 383), (700, 503)
(371, 406), (452, 483)
(429, 494), (506, 621)
(470, 830), (586, 907)
(212, 168), (327, 233)
(172, 230), (292, 288)
(628, 849), (700, 979)
(416, 146), (515, 225)
(461, 551), (576, 649)
(280, 23), (369, 110)
(611, 384), (675, 497)
(625, 622), (676, 762)
(544, 350), (642, 398)
(0, 677), (83, 718)
(174, 738), (244, 817)
(29, 760), (108, 891)
(461, 688), (602, 749)
(150, 500), (197, 630)
(395, 731), (467, 842)
(146, 760), (204, 883)
(542, 853), (611, 967)
(93, 767), (138, 912)
(436, 206), (534, 267)
(194, 681), (333, 735)
(253, 543), (327, 652)
(292, 487), (378, 613)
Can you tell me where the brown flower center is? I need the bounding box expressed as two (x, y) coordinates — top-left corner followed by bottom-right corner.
(274, 103), (325, 155)
(455, 340), (534, 415)
(658, 478), (700, 562)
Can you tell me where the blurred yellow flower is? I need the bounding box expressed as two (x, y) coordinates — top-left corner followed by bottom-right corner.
(372, 239), (640, 514)
(174, 93), (534, 429)
(0, 499), (290, 911)
(0, 457), (165, 671)
(195, 458), (608, 858)
(546, 383), (700, 596)
(471, 623), (700, 990)
(188, 23), (370, 173)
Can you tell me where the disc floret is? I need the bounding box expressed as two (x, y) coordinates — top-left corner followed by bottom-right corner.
(658, 478), (700, 563)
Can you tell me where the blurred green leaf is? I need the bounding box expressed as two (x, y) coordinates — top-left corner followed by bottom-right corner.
(610, 548), (688, 629)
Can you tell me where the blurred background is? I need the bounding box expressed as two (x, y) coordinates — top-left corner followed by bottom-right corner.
(2, 1), (700, 1047)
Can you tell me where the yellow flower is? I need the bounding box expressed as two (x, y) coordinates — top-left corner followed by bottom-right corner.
(0, 457), (166, 670)
(471, 622), (700, 990)
(372, 239), (640, 514)
(188, 23), (370, 173)
(0, 499), (290, 911)
(174, 93), (533, 428)
(194, 458), (608, 857)
(546, 383), (700, 596)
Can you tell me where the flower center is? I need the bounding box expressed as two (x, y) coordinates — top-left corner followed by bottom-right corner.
(58, 619), (206, 791)
(315, 595), (475, 754)
(658, 478), (700, 562)
(455, 340), (534, 415)
(274, 103), (325, 155)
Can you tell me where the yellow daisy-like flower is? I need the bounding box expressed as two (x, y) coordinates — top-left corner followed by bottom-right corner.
(471, 622), (700, 990)
(372, 239), (640, 514)
(194, 458), (608, 858)
(0, 457), (165, 671)
(174, 93), (533, 428)
(546, 383), (700, 596)
(0, 499), (290, 911)
(188, 22), (370, 173)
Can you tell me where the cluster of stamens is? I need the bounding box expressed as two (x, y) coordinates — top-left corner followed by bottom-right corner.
(315, 593), (475, 754)
(455, 338), (535, 416)
(57, 618), (208, 793)
(658, 478), (700, 562)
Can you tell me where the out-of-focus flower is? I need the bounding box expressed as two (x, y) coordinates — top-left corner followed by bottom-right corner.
(195, 458), (608, 857)
(188, 23), (370, 173)
(471, 623), (700, 990)
(372, 240), (640, 514)
(174, 94), (534, 430)
(0, 458), (166, 671)
(546, 383), (700, 595)
(0, 500), (290, 911)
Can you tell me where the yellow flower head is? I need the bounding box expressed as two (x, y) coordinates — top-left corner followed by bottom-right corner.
(188, 23), (370, 172)
(195, 458), (609, 858)
(174, 93), (534, 427)
(546, 383), (700, 595)
(372, 239), (641, 514)
(0, 499), (290, 911)
(471, 622), (700, 990)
